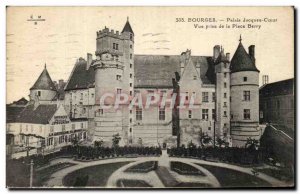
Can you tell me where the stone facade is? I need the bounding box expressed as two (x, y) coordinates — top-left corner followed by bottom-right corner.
(259, 78), (294, 130)
(61, 20), (261, 148)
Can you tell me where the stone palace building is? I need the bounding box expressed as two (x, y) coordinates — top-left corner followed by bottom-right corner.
(7, 18), (263, 154)
(63, 19), (262, 147)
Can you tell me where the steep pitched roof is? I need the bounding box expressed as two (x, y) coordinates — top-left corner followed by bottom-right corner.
(65, 55), (214, 90)
(134, 55), (214, 88)
(230, 42), (259, 73)
(16, 104), (57, 124)
(122, 20), (134, 34)
(11, 97), (28, 106)
(6, 106), (26, 123)
(30, 66), (57, 91)
(64, 58), (95, 91)
(260, 78), (294, 98)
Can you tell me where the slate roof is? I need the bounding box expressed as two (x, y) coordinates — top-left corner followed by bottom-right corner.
(16, 104), (57, 124)
(122, 20), (134, 34)
(260, 78), (294, 98)
(230, 42), (259, 73)
(215, 49), (229, 64)
(30, 66), (57, 91)
(134, 55), (215, 88)
(12, 97), (28, 106)
(6, 106), (26, 123)
(65, 55), (215, 90)
(64, 58), (95, 91)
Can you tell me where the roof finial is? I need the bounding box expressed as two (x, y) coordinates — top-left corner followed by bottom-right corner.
(127, 16), (129, 22)
(239, 34), (242, 42)
(44, 63), (46, 69)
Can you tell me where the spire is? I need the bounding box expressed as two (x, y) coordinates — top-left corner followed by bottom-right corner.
(44, 63), (46, 69)
(239, 34), (242, 43)
(30, 66), (57, 91)
(216, 46), (228, 64)
(122, 17), (134, 34)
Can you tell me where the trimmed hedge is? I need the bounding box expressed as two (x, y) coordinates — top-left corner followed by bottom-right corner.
(167, 147), (264, 165)
(73, 145), (162, 160)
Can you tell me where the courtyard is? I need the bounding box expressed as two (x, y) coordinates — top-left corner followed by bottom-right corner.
(40, 150), (290, 188)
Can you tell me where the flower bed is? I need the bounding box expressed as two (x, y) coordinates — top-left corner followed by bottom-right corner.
(170, 161), (204, 175)
(125, 161), (158, 173)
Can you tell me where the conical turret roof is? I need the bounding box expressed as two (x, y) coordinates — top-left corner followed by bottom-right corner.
(30, 64), (57, 91)
(122, 18), (134, 34)
(230, 37), (259, 73)
(215, 48), (229, 64)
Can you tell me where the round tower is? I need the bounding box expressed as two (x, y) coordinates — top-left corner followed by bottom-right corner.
(29, 64), (57, 103)
(230, 36), (260, 147)
(92, 19), (134, 145)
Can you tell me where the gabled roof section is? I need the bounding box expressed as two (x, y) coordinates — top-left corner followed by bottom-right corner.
(260, 78), (294, 97)
(122, 18), (134, 34)
(134, 55), (214, 88)
(30, 65), (57, 91)
(64, 58), (95, 91)
(230, 41), (259, 73)
(16, 104), (58, 124)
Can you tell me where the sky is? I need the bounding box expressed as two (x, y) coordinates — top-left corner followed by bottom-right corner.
(6, 7), (294, 103)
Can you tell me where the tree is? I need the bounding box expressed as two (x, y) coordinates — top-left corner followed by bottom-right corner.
(188, 140), (196, 148)
(216, 138), (227, 148)
(245, 137), (259, 151)
(199, 132), (212, 148)
(71, 137), (79, 147)
(112, 133), (121, 148)
(94, 140), (104, 147)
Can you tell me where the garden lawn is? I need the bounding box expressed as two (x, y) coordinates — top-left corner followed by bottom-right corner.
(197, 164), (271, 187)
(125, 161), (157, 173)
(34, 162), (76, 186)
(63, 162), (130, 187)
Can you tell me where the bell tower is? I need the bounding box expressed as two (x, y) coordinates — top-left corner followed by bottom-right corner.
(92, 18), (134, 145)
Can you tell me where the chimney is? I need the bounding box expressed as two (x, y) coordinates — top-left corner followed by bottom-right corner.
(213, 45), (220, 60)
(248, 45), (255, 63)
(226, 53), (230, 61)
(87, 53), (93, 70)
(262, 75), (269, 85)
(58, 79), (64, 89)
(53, 81), (58, 89)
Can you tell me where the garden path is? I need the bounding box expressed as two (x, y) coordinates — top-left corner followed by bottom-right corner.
(44, 152), (286, 188)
